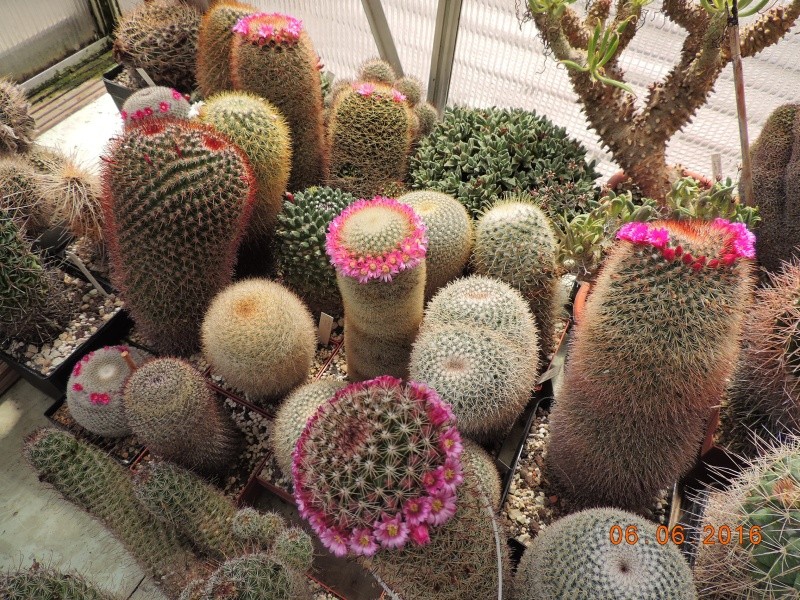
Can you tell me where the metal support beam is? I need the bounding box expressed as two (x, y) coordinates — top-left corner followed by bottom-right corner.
(427, 0), (462, 112)
(86, 0), (121, 37)
(361, 0), (404, 77)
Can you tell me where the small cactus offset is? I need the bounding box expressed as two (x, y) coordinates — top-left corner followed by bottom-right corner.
(357, 58), (397, 84)
(121, 87), (191, 127)
(0, 567), (118, 600)
(192, 553), (311, 600)
(231, 507), (287, 549)
(123, 358), (242, 472)
(196, 0), (256, 97)
(513, 508), (697, 599)
(0, 78), (35, 154)
(66, 345), (149, 438)
(0, 154), (53, 237)
(272, 527), (315, 573)
(101, 118), (255, 356)
(326, 196), (428, 381)
(548, 219), (756, 512)
(462, 438), (502, 510)
(229, 12), (328, 191)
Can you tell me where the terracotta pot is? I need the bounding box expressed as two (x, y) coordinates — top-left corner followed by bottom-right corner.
(572, 282), (591, 324)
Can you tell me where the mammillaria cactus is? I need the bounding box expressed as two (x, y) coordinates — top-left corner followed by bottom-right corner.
(229, 12), (328, 191)
(231, 507), (287, 549)
(0, 78), (35, 154)
(272, 527), (315, 573)
(274, 186), (356, 315)
(0, 155), (53, 237)
(326, 196), (427, 380)
(548, 219), (755, 512)
(123, 358), (242, 472)
(192, 553), (311, 600)
(201, 279), (316, 401)
(120, 87), (191, 127)
(196, 0), (255, 97)
(514, 508), (697, 599)
(66, 345), (148, 438)
(102, 118), (255, 356)
(398, 191), (473, 299)
(358, 58), (397, 84)
(394, 76), (422, 106)
(292, 376), (465, 558)
(463, 438), (502, 510)
(0, 567), (118, 600)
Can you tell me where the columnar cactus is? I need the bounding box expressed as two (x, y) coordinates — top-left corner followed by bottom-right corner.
(66, 345), (149, 438)
(514, 508), (697, 599)
(123, 358), (242, 472)
(229, 12), (328, 191)
(120, 87), (191, 127)
(325, 196), (428, 380)
(547, 219), (756, 512)
(0, 78), (35, 154)
(201, 279), (316, 401)
(0, 568), (118, 600)
(398, 191), (473, 299)
(196, 0), (255, 97)
(292, 376), (465, 558)
(101, 118), (255, 355)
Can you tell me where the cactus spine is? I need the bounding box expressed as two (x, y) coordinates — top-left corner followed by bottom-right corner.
(196, 0), (255, 97)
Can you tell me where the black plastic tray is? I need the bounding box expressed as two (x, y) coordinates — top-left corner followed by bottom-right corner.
(102, 64), (133, 111)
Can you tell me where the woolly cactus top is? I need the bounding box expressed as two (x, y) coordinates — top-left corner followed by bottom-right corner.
(121, 88), (189, 124)
(232, 12), (303, 45)
(292, 375), (464, 557)
(353, 82), (407, 104)
(326, 196), (427, 283)
(616, 218), (755, 269)
(70, 345), (133, 405)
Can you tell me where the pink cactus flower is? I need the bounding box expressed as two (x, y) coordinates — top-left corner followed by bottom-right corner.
(403, 496), (432, 526)
(427, 490), (457, 526)
(159, 102), (170, 113)
(437, 457), (464, 493)
(392, 89), (407, 103)
(72, 362), (82, 377)
(409, 523), (430, 546)
(373, 513), (409, 549)
(349, 528), (379, 556)
(120, 110), (128, 121)
(320, 528), (350, 557)
(356, 82), (376, 97)
(439, 426), (463, 458)
(72, 383), (83, 393)
(171, 89), (182, 100)
(89, 392), (111, 406)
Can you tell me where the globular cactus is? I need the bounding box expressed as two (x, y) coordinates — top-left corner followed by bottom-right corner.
(413, 102), (438, 140)
(463, 438), (502, 510)
(274, 186), (356, 316)
(0, 154), (53, 237)
(327, 81), (415, 198)
(123, 358), (242, 472)
(120, 87), (191, 127)
(201, 279), (316, 401)
(547, 219), (755, 512)
(193, 553), (311, 600)
(272, 527), (315, 573)
(270, 379), (347, 477)
(25, 429), (198, 597)
(472, 197), (559, 360)
(394, 76), (422, 107)
(326, 196), (428, 381)
(293, 376), (465, 557)
(101, 118), (255, 356)
(0, 567), (118, 600)
(694, 439), (800, 598)
(398, 190), (473, 299)
(0, 78), (35, 154)
(231, 507), (287, 549)
(113, 0), (201, 92)
(229, 12), (328, 191)
(357, 58), (397, 84)
(196, 0), (255, 98)
(66, 345), (149, 438)
(513, 508), (697, 600)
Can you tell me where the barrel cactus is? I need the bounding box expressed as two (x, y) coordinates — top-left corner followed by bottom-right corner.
(101, 118), (255, 356)
(66, 345), (149, 438)
(196, 0), (255, 97)
(514, 508), (697, 599)
(0, 567), (117, 600)
(272, 527), (315, 573)
(547, 219), (756, 512)
(201, 279), (316, 401)
(231, 507), (287, 549)
(195, 553), (311, 600)
(0, 154), (53, 237)
(326, 196), (427, 381)
(358, 58), (397, 84)
(121, 87), (191, 127)
(0, 78), (35, 154)
(463, 438), (502, 510)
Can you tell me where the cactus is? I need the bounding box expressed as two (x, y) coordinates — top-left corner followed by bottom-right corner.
(123, 358), (242, 472)
(0, 154), (53, 237)
(694, 439), (800, 598)
(547, 219), (756, 512)
(409, 323), (537, 440)
(231, 507), (287, 549)
(394, 76), (422, 107)
(472, 197), (559, 359)
(66, 345), (148, 438)
(413, 102), (438, 140)
(201, 279), (316, 401)
(0, 78), (35, 154)
(229, 12), (328, 191)
(326, 196), (428, 381)
(196, 0), (256, 98)
(398, 190), (473, 299)
(196, 553), (311, 600)
(274, 186), (356, 316)
(463, 438), (502, 510)
(292, 376), (465, 557)
(514, 508), (697, 599)
(272, 527), (315, 573)
(112, 0), (201, 92)
(121, 87), (191, 127)
(101, 118), (255, 356)
(0, 567), (118, 600)
(270, 379), (347, 477)
(327, 81), (415, 198)
(25, 429), (198, 597)
(357, 58), (397, 84)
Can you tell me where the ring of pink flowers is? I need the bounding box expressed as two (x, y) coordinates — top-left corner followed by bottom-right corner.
(232, 12), (302, 44)
(291, 375), (464, 556)
(352, 82), (407, 104)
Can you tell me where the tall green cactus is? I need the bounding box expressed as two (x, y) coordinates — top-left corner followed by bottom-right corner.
(196, 0), (255, 97)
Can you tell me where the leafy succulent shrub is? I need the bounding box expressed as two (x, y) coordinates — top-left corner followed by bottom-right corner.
(409, 106), (600, 219)
(196, 0), (255, 97)
(0, 567), (117, 600)
(0, 78), (35, 154)
(121, 87), (191, 127)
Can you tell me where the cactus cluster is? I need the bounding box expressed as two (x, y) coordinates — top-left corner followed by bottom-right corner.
(201, 279), (316, 401)
(514, 508), (697, 599)
(102, 118), (255, 356)
(121, 87), (191, 127)
(196, 0), (255, 97)
(0, 567), (117, 600)
(0, 77), (35, 154)
(231, 507), (287, 550)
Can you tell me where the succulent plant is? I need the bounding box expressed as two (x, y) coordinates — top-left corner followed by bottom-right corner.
(201, 279), (316, 401)
(101, 118), (255, 356)
(293, 376), (465, 557)
(357, 58), (398, 84)
(0, 567), (118, 600)
(0, 154), (53, 237)
(229, 12), (328, 191)
(514, 508), (697, 599)
(274, 186), (356, 316)
(194, 553), (311, 600)
(231, 507), (287, 549)
(120, 86), (191, 127)
(272, 527), (315, 573)
(0, 78), (35, 154)
(547, 219), (756, 512)
(398, 190), (473, 299)
(326, 196), (428, 380)
(270, 379), (347, 477)
(413, 102), (438, 141)
(123, 358), (242, 472)
(409, 106), (599, 219)
(113, 0), (201, 92)
(394, 76), (423, 106)
(463, 438), (502, 510)
(196, 0), (256, 98)
(66, 345), (148, 438)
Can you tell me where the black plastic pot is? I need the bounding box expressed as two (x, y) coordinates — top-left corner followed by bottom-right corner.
(103, 64), (134, 111)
